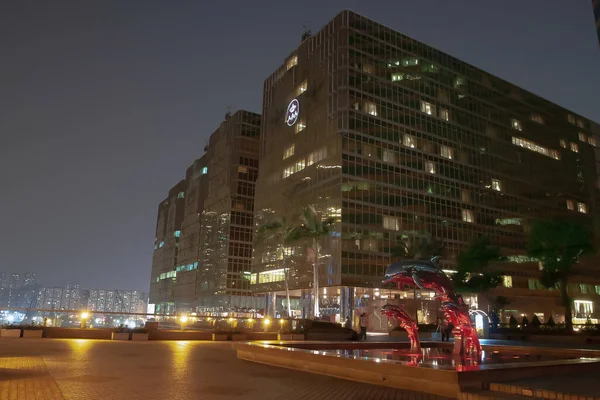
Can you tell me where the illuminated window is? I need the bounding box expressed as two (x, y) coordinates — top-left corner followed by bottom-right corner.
(578, 132), (587, 142)
(177, 192), (185, 199)
(202, 166), (208, 175)
(491, 179), (502, 192)
(577, 202), (587, 214)
(424, 161), (435, 174)
(454, 76), (465, 87)
(570, 142), (578, 153)
(420, 100), (435, 115)
(511, 118), (522, 131)
(382, 216), (400, 231)
(440, 145), (453, 159)
(566, 200), (575, 210)
(283, 144), (295, 159)
(560, 139), (567, 148)
(588, 137), (597, 147)
(159, 241), (164, 248)
(286, 55), (298, 70)
(402, 134), (416, 148)
(503, 276), (513, 288)
(495, 218), (521, 226)
(402, 57), (419, 66)
(174, 230), (181, 238)
(297, 80), (307, 96)
(574, 300), (594, 316)
(512, 137), (560, 160)
(295, 121), (306, 134)
(364, 101), (377, 116)
(391, 73), (404, 81)
(576, 119), (585, 128)
(530, 114), (544, 124)
(258, 269), (287, 284)
(462, 209), (474, 223)
(568, 114), (576, 124)
(238, 166), (248, 174)
(306, 147), (327, 166)
(439, 108), (449, 121)
(250, 274), (257, 284)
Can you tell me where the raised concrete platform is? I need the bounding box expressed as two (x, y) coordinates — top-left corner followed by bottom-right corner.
(233, 341), (600, 398)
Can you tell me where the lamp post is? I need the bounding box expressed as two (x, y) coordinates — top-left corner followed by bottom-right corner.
(80, 311), (89, 329)
(180, 315), (188, 331)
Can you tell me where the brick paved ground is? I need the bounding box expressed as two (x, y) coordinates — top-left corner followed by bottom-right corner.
(0, 339), (448, 400)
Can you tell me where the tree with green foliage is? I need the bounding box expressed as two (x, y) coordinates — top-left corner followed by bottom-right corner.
(521, 315), (529, 329)
(509, 315), (518, 329)
(527, 219), (594, 331)
(531, 314), (542, 328)
(451, 237), (505, 295)
(290, 205), (337, 319)
(255, 217), (296, 317)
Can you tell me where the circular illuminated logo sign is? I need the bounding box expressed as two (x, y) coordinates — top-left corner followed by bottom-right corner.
(285, 99), (300, 126)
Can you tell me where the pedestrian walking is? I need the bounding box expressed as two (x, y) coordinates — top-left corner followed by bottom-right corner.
(359, 313), (367, 340)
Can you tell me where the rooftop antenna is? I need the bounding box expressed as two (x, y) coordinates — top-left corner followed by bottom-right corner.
(301, 22), (312, 42)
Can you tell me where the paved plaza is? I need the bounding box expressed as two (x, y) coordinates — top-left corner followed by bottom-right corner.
(0, 339), (447, 400)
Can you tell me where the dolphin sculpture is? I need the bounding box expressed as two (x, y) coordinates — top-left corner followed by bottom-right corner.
(383, 258), (463, 305)
(381, 304), (420, 354)
(383, 257), (481, 357)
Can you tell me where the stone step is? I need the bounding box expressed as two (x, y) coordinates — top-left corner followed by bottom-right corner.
(459, 389), (553, 400)
(489, 382), (599, 400)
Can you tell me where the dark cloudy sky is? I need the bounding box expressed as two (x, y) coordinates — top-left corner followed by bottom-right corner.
(1, 1), (598, 291)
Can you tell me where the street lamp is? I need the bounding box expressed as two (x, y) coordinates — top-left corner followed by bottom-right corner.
(180, 315), (188, 331)
(80, 311), (89, 329)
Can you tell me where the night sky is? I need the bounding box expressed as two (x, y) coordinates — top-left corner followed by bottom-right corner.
(1, 1), (598, 292)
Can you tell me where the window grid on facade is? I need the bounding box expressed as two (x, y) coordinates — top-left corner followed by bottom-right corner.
(283, 144), (295, 159)
(577, 202), (587, 214)
(420, 100), (435, 116)
(570, 142), (579, 153)
(440, 145), (453, 160)
(462, 209), (474, 223)
(491, 179), (502, 192)
(512, 137), (560, 160)
(511, 118), (522, 131)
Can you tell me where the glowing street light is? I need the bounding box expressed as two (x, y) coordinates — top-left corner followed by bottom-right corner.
(180, 315), (188, 331)
(80, 311), (90, 329)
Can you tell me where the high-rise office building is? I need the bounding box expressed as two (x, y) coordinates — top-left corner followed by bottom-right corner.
(149, 180), (188, 314)
(252, 10), (600, 327)
(149, 111), (262, 313)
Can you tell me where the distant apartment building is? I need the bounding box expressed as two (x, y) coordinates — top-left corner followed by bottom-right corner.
(87, 289), (147, 314)
(149, 110), (262, 313)
(252, 10), (600, 327)
(0, 272), (38, 308)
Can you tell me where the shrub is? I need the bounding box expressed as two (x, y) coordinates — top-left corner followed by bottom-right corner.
(531, 315), (541, 328)
(546, 315), (556, 327)
(509, 315), (518, 329)
(521, 316), (529, 328)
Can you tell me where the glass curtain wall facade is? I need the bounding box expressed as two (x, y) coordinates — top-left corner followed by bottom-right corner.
(253, 10), (600, 328)
(197, 110), (263, 312)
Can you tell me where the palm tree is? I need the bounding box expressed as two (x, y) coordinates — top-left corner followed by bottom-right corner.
(255, 217), (296, 317)
(291, 205), (337, 319)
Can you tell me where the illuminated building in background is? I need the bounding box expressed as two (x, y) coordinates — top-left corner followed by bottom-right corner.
(252, 10), (600, 327)
(148, 110), (262, 313)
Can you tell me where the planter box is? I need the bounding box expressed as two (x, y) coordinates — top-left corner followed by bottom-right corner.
(278, 333), (294, 341)
(131, 333), (149, 341)
(231, 334), (248, 341)
(111, 332), (130, 340)
(292, 334), (305, 341)
(1, 329), (21, 338)
(22, 330), (43, 338)
(212, 333), (228, 341)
